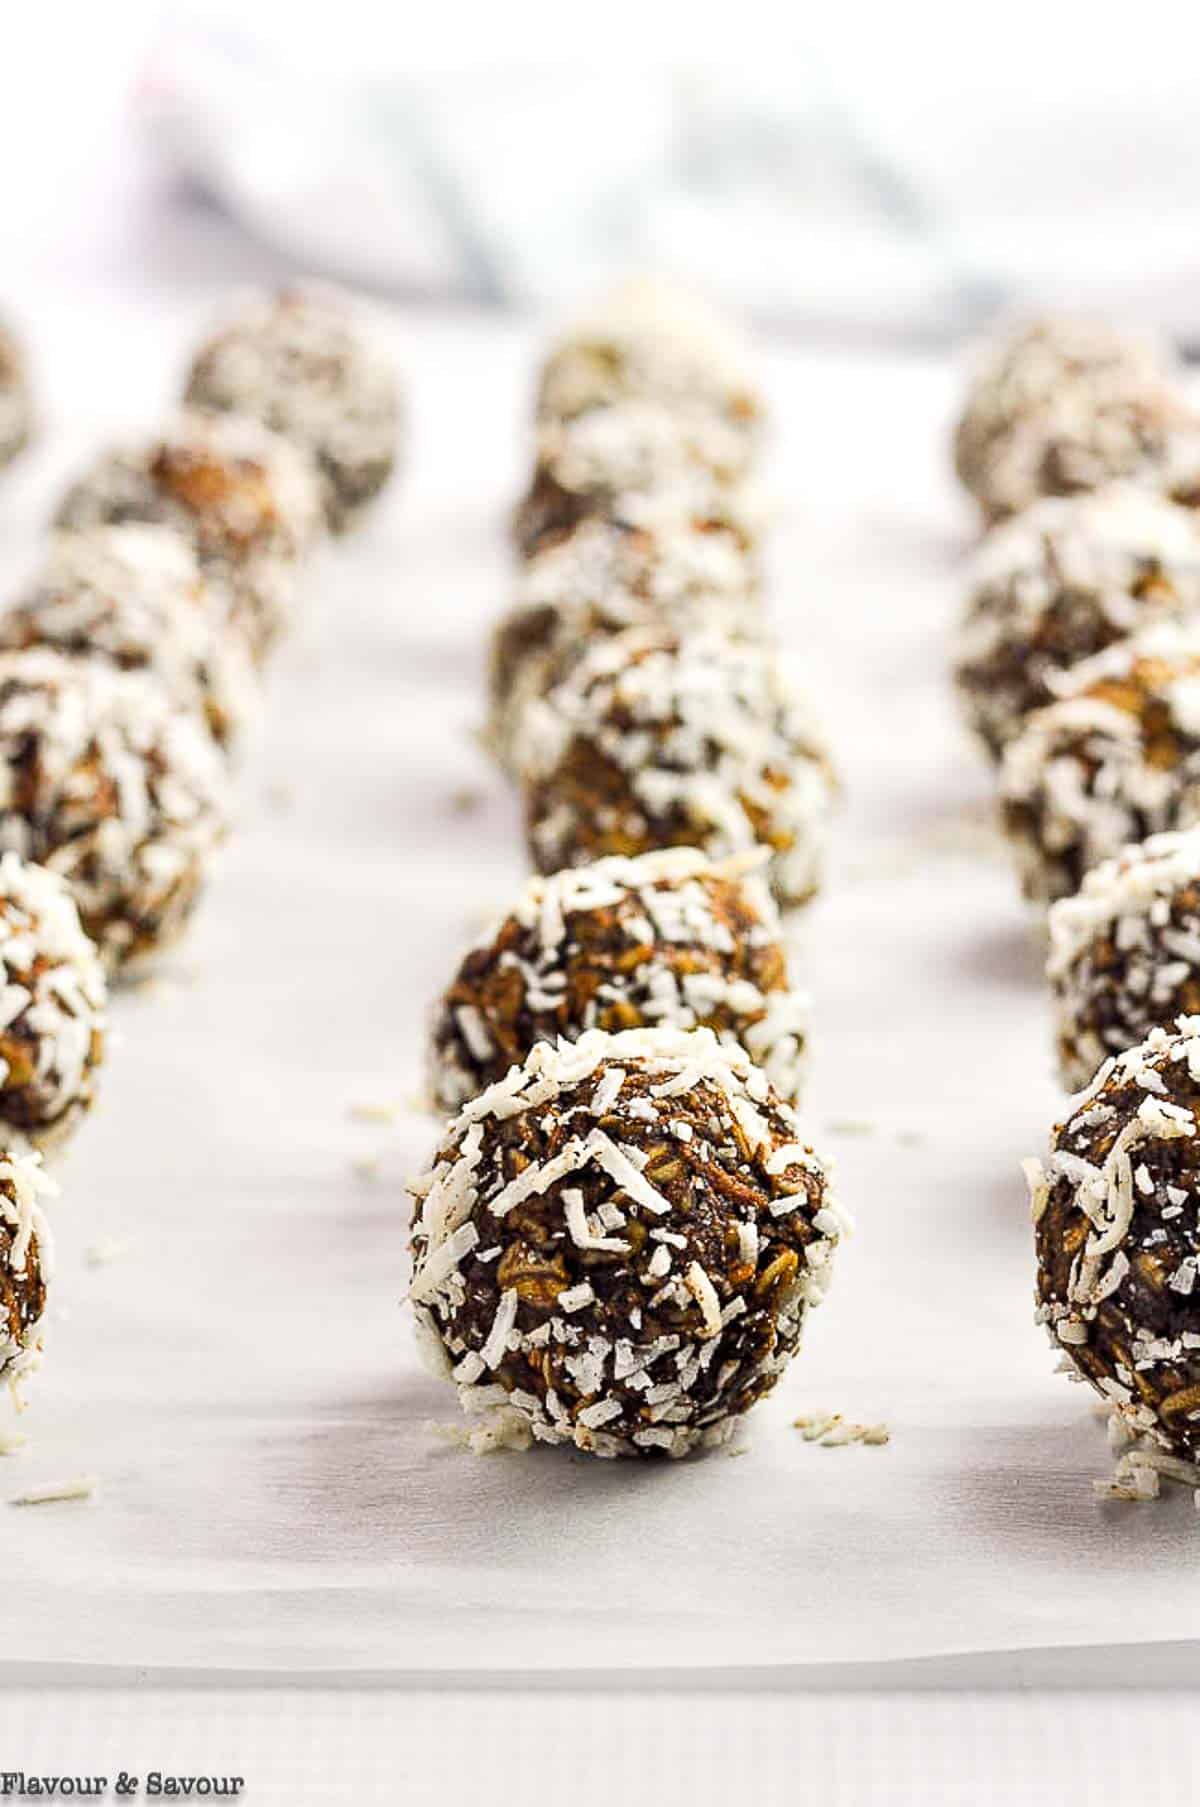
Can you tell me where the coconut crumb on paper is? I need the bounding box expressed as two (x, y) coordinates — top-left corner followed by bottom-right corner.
(85, 1236), (132, 1268)
(352, 1155), (382, 1183)
(348, 1100), (402, 1125)
(0, 1428), (26, 1456)
(794, 1411), (890, 1448)
(10, 1475), (96, 1506)
(1093, 1410), (1200, 1507)
(825, 1119), (876, 1140)
(427, 1409), (533, 1456)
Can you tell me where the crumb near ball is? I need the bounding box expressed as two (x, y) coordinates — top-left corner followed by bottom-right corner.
(428, 848), (809, 1112)
(408, 1025), (843, 1459)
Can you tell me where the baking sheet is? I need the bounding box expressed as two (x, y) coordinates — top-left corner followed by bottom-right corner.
(3, 294), (1199, 1677)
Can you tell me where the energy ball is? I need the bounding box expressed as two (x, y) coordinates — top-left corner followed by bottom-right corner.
(0, 526), (258, 755)
(513, 399), (762, 560)
(1048, 830), (1200, 1093)
(0, 317), (32, 471)
(519, 624), (836, 909)
(488, 514), (762, 770)
(407, 1025), (841, 1459)
(954, 488), (1200, 761)
(1000, 622), (1200, 907)
(55, 412), (322, 660)
(1029, 1017), (1200, 1461)
(184, 285), (401, 534)
(0, 852), (106, 1152)
(428, 848), (808, 1114)
(536, 276), (763, 441)
(953, 317), (1188, 525)
(0, 1147), (55, 1391)
(0, 650), (230, 974)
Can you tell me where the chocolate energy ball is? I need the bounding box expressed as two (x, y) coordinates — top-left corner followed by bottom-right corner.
(0, 318), (32, 471)
(1029, 1017), (1200, 1460)
(519, 624), (836, 909)
(1048, 830), (1200, 1093)
(0, 852), (106, 1153)
(488, 515), (762, 770)
(953, 317), (1188, 524)
(0, 1147), (55, 1391)
(1000, 622), (1200, 907)
(0, 650), (230, 974)
(536, 276), (764, 442)
(407, 1025), (842, 1458)
(428, 849), (808, 1114)
(184, 285), (401, 534)
(0, 526), (258, 755)
(513, 399), (762, 560)
(955, 488), (1200, 761)
(55, 412), (322, 660)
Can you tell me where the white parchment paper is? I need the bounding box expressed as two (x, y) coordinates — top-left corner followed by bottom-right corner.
(2, 295), (1198, 1678)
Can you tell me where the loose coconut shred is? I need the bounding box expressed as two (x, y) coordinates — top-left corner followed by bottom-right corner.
(408, 1026), (845, 1459)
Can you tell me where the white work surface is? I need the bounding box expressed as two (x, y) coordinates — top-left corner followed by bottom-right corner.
(0, 292), (1197, 1799)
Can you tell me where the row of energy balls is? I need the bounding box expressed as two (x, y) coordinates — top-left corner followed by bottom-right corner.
(407, 281), (847, 1459)
(0, 288), (400, 1408)
(953, 318), (1200, 1497)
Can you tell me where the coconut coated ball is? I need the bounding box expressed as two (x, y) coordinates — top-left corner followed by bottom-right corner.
(0, 525), (258, 755)
(0, 852), (106, 1153)
(1000, 622), (1200, 907)
(1030, 1017), (1200, 1462)
(184, 285), (401, 533)
(428, 848), (808, 1113)
(519, 624), (836, 909)
(0, 1147), (55, 1391)
(55, 413), (322, 660)
(0, 650), (230, 974)
(954, 488), (1200, 761)
(954, 316), (1188, 524)
(408, 1025), (842, 1458)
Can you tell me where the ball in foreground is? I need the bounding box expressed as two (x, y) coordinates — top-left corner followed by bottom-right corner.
(0, 1148), (55, 1390)
(408, 1026), (842, 1458)
(184, 285), (401, 533)
(0, 852), (106, 1152)
(520, 625), (835, 909)
(1030, 1018), (1200, 1460)
(0, 651), (229, 973)
(428, 849), (808, 1113)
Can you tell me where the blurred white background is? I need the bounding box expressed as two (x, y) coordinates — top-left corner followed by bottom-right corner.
(6, 0), (1200, 344)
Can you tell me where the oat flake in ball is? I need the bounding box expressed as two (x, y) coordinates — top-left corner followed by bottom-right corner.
(954, 487), (1200, 762)
(0, 1147), (56, 1391)
(428, 848), (808, 1114)
(185, 285), (401, 534)
(56, 412), (322, 661)
(1030, 1017), (1200, 1461)
(0, 852), (106, 1153)
(0, 650), (230, 974)
(408, 1025), (842, 1458)
(1000, 621), (1200, 908)
(0, 525), (258, 755)
(519, 624), (835, 910)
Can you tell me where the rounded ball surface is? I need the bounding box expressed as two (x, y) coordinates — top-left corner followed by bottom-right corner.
(408, 1026), (841, 1458)
(428, 849), (808, 1114)
(1032, 1018), (1200, 1460)
(0, 1148), (55, 1391)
